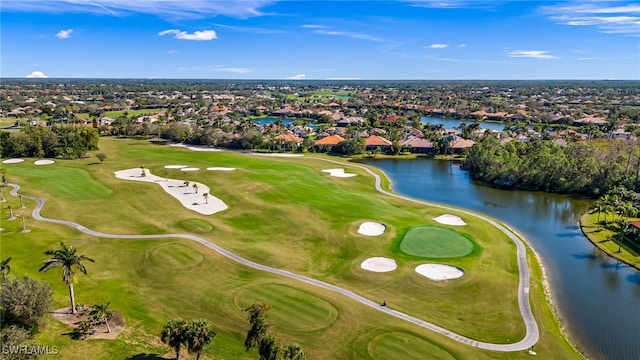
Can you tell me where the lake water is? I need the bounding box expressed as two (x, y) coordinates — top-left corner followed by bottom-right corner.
(421, 116), (507, 132)
(362, 158), (640, 360)
(253, 117), (316, 128)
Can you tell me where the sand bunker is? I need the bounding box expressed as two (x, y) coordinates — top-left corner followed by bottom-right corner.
(357, 222), (386, 236)
(114, 168), (227, 215)
(322, 168), (357, 178)
(360, 257), (397, 272)
(434, 214), (466, 226)
(207, 167), (236, 171)
(169, 143), (223, 152)
(34, 160), (55, 165)
(181, 167), (200, 172)
(2, 158), (24, 164)
(415, 264), (464, 281)
(164, 165), (187, 169)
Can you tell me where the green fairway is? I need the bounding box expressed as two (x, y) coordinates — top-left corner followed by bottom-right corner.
(400, 226), (475, 258)
(368, 332), (456, 360)
(4, 164), (112, 200)
(0, 137), (583, 360)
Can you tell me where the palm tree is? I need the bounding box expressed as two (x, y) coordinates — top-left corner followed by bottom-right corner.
(161, 319), (187, 360)
(282, 343), (306, 360)
(192, 183), (199, 194)
(39, 242), (95, 314)
(592, 199), (604, 230)
(185, 318), (217, 360)
(0, 257), (11, 280)
(202, 193), (209, 204)
(89, 302), (114, 333)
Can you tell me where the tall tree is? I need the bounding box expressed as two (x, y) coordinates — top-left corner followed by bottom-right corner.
(244, 302), (272, 352)
(161, 319), (187, 360)
(185, 318), (217, 360)
(39, 242), (94, 314)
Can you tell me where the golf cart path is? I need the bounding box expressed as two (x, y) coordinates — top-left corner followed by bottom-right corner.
(7, 158), (538, 351)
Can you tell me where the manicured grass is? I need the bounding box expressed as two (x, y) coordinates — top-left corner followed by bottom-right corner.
(177, 218), (215, 233)
(580, 212), (640, 269)
(75, 108), (165, 120)
(234, 283), (338, 332)
(4, 164), (113, 200)
(400, 226), (475, 258)
(367, 332), (456, 360)
(0, 137), (584, 360)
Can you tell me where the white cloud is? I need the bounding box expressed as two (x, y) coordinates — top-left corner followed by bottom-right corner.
(302, 24), (326, 29)
(167, 49), (179, 54)
(540, 3), (640, 35)
(214, 67), (251, 74)
(578, 57), (597, 60)
(409, 1), (469, 9)
(428, 43), (449, 49)
(55, 29), (73, 39)
(1, 0), (274, 19)
(458, 43), (467, 48)
(159, 29), (217, 41)
(507, 50), (558, 60)
(26, 70), (48, 78)
(312, 29), (386, 43)
(286, 74), (306, 80)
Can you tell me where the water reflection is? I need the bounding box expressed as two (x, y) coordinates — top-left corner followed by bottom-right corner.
(362, 158), (640, 360)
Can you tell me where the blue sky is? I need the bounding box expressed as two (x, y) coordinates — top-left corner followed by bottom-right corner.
(1, 0), (639, 80)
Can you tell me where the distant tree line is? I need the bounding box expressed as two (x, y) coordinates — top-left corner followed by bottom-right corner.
(0, 125), (99, 159)
(462, 136), (640, 197)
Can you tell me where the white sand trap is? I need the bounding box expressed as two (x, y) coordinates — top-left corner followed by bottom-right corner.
(164, 165), (187, 169)
(415, 264), (464, 281)
(360, 257), (397, 272)
(207, 167), (236, 171)
(181, 167), (200, 172)
(250, 153), (304, 157)
(169, 143), (223, 152)
(114, 168), (228, 215)
(434, 214), (467, 226)
(358, 222), (386, 236)
(34, 160), (55, 165)
(2, 158), (24, 164)
(321, 168), (357, 178)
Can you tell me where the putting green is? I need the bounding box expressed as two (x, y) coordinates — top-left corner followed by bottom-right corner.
(234, 284), (338, 332)
(400, 225), (474, 258)
(149, 242), (204, 269)
(368, 332), (456, 360)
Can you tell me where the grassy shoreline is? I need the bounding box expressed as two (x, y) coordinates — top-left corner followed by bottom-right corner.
(579, 212), (640, 270)
(0, 138), (583, 359)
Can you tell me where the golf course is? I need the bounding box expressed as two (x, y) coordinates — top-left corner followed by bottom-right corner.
(0, 137), (582, 359)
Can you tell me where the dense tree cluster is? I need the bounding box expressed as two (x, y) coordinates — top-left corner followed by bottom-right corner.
(462, 136), (640, 196)
(0, 125), (99, 159)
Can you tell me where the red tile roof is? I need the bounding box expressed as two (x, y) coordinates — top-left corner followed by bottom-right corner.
(315, 135), (345, 145)
(365, 135), (392, 146)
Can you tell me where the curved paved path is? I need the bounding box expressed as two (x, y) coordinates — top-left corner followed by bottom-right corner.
(6, 157), (538, 351)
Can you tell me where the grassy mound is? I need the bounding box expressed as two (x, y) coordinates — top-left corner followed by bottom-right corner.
(148, 242), (204, 269)
(400, 226), (475, 258)
(177, 218), (215, 233)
